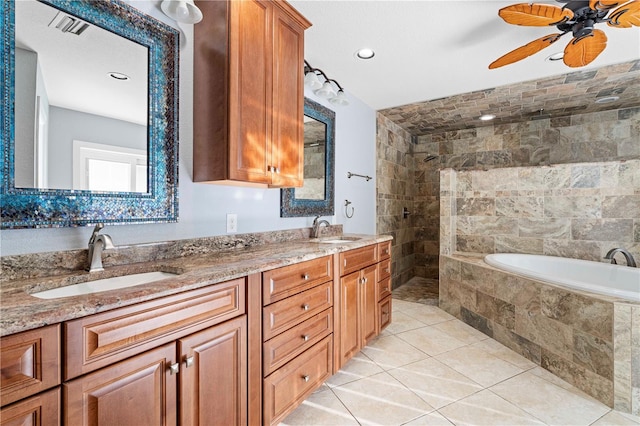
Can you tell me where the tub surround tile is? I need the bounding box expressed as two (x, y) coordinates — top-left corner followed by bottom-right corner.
(614, 304), (634, 414)
(476, 292), (516, 330)
(518, 218), (572, 239)
(573, 330), (615, 380)
(515, 309), (575, 359)
(572, 219), (634, 242)
(542, 195), (602, 218)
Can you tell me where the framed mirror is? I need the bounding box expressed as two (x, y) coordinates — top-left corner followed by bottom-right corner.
(1, 0), (179, 229)
(281, 97), (335, 217)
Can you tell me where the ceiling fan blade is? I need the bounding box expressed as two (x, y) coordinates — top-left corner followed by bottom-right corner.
(607, 0), (640, 27)
(563, 29), (608, 67)
(489, 33), (564, 69)
(589, 0), (628, 11)
(498, 3), (574, 26)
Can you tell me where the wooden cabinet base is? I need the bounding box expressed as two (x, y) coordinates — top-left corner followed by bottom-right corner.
(263, 336), (333, 426)
(0, 388), (60, 426)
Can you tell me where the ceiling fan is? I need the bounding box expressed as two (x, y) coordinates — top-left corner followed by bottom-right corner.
(489, 0), (640, 69)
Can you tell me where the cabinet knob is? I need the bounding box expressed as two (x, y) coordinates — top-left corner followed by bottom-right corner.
(302, 274), (309, 280)
(185, 356), (194, 368)
(302, 334), (309, 342)
(169, 362), (179, 375)
(302, 375), (310, 382)
(302, 304), (310, 311)
(275, 167), (280, 174)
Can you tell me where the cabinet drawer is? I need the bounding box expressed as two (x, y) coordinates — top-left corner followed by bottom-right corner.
(64, 278), (245, 380)
(378, 241), (391, 260)
(378, 258), (391, 282)
(263, 282), (332, 341)
(263, 336), (332, 425)
(0, 387), (60, 426)
(0, 324), (60, 407)
(379, 296), (392, 332)
(263, 308), (332, 376)
(263, 256), (332, 305)
(339, 245), (377, 276)
(378, 276), (392, 301)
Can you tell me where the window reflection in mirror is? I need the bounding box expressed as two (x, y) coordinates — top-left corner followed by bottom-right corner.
(295, 116), (326, 200)
(13, 0), (148, 193)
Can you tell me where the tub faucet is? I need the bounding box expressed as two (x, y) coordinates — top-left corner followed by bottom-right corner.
(605, 248), (637, 267)
(87, 223), (115, 272)
(311, 216), (330, 239)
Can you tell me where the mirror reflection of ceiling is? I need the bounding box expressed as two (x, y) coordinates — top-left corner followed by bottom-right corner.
(15, 0), (148, 126)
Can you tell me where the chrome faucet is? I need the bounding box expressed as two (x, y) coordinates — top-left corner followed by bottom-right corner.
(310, 216), (330, 239)
(87, 223), (115, 272)
(605, 248), (637, 267)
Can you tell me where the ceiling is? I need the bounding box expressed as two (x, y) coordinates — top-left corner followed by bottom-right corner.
(16, 0), (148, 126)
(289, 0), (640, 134)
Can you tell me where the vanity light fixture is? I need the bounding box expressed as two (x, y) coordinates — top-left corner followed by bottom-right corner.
(160, 0), (203, 24)
(355, 48), (375, 60)
(108, 72), (130, 81)
(479, 114), (496, 121)
(303, 60), (349, 106)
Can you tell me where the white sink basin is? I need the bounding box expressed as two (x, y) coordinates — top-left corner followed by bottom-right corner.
(31, 271), (179, 299)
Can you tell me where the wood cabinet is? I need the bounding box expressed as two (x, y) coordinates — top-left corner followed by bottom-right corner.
(193, 0), (311, 187)
(261, 256), (333, 425)
(335, 242), (393, 369)
(0, 388), (60, 426)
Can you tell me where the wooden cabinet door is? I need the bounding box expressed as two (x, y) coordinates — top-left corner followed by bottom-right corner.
(269, 3), (305, 188)
(0, 387), (60, 426)
(339, 271), (360, 366)
(360, 265), (378, 347)
(178, 316), (247, 426)
(228, 0), (272, 184)
(63, 343), (177, 426)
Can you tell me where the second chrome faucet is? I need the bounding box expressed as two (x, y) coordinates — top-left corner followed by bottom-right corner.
(605, 248), (637, 267)
(87, 223), (115, 272)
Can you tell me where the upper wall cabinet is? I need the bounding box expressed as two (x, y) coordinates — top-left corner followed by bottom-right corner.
(193, 0), (311, 188)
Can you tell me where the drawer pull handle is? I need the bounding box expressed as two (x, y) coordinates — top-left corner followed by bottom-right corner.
(169, 362), (179, 375)
(302, 274), (310, 280)
(302, 334), (310, 341)
(185, 356), (194, 368)
(302, 375), (310, 382)
(302, 304), (310, 311)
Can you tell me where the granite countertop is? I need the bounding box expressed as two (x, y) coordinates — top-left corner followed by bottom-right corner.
(0, 234), (392, 336)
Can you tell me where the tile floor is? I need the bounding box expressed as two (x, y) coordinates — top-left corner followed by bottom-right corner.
(280, 298), (640, 426)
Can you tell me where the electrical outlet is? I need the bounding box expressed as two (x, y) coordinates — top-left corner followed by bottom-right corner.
(226, 213), (238, 233)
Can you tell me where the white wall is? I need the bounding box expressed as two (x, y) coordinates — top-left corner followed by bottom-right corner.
(0, 1), (377, 256)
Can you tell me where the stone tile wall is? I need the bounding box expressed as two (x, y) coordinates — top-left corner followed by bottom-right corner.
(441, 159), (640, 262)
(438, 254), (638, 411)
(376, 115), (415, 288)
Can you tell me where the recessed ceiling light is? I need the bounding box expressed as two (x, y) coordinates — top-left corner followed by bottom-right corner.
(479, 114), (496, 121)
(355, 48), (375, 60)
(545, 52), (564, 62)
(595, 96), (620, 104)
(108, 72), (130, 81)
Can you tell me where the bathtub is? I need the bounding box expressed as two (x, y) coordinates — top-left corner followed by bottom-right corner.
(485, 253), (640, 302)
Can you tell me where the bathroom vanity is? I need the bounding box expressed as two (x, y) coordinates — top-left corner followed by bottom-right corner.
(0, 234), (392, 425)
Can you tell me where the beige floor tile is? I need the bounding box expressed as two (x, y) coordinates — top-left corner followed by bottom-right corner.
(490, 371), (610, 425)
(325, 353), (384, 387)
(438, 389), (547, 426)
(397, 326), (467, 356)
(470, 338), (537, 370)
(279, 386), (359, 425)
(402, 305), (457, 326)
(385, 311), (431, 334)
(403, 411), (455, 425)
(361, 334), (430, 369)
(332, 371), (434, 425)
(591, 411), (640, 425)
(393, 299), (424, 313)
(388, 357), (483, 409)
(528, 366), (607, 403)
(430, 318), (489, 344)
(435, 345), (524, 387)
